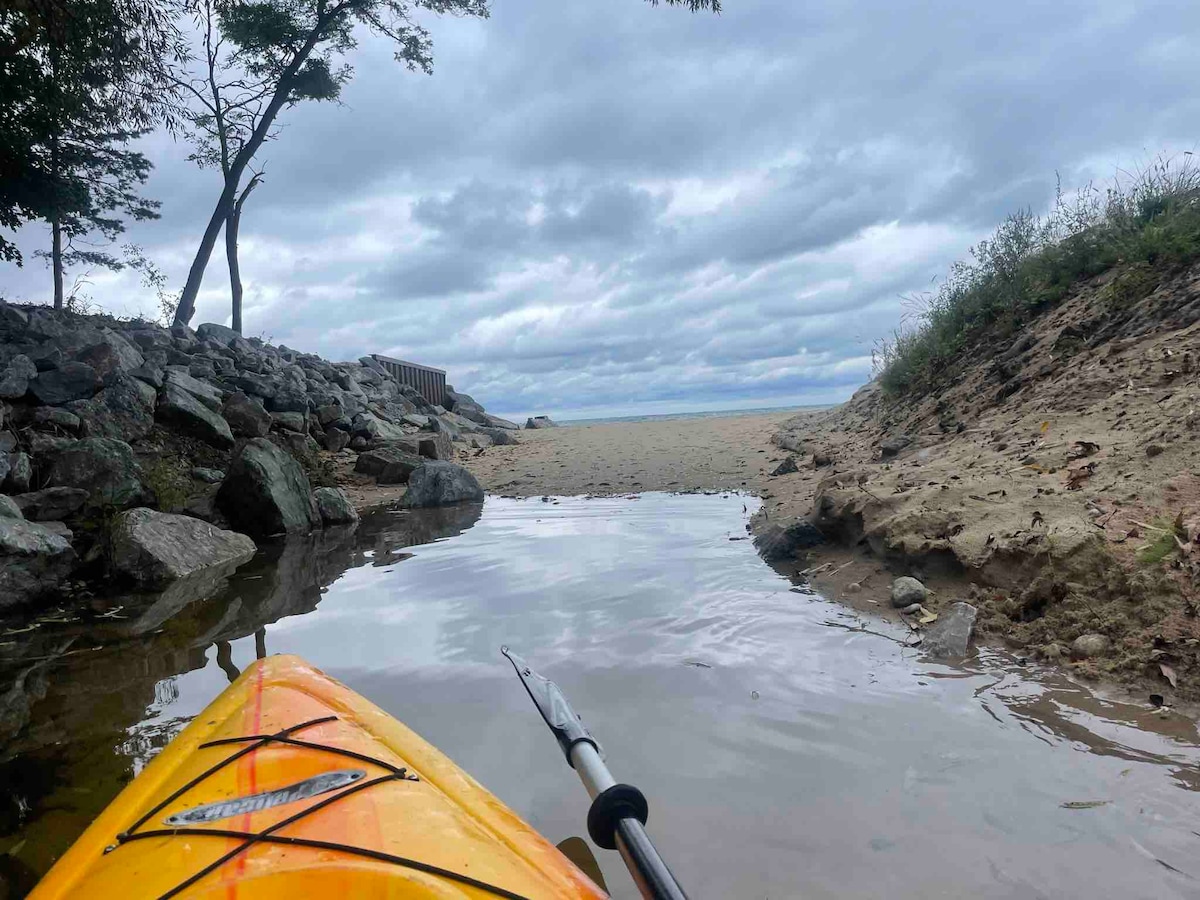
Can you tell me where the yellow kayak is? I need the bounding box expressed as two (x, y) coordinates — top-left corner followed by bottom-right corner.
(30, 655), (608, 900)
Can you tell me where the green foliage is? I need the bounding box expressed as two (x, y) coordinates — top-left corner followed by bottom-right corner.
(1137, 517), (1185, 566)
(876, 155), (1200, 396)
(646, 0), (721, 10)
(0, 0), (181, 269)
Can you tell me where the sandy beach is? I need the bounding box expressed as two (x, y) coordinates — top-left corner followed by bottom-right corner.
(339, 410), (824, 523)
(469, 412), (797, 497)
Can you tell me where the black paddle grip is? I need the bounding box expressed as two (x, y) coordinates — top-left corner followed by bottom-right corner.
(587, 783), (649, 850)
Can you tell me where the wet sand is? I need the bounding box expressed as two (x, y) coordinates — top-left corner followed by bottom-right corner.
(467, 412), (807, 508)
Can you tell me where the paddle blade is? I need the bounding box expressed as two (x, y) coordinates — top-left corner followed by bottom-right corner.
(557, 836), (609, 892)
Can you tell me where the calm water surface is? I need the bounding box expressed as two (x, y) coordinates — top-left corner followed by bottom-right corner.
(2, 493), (1200, 898)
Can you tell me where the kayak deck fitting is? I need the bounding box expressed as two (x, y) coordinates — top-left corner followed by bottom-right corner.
(30, 655), (607, 899)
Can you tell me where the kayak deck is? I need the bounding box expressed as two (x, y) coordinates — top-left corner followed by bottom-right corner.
(31, 655), (607, 900)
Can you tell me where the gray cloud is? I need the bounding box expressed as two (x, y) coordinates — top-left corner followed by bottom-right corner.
(4, 0), (1199, 419)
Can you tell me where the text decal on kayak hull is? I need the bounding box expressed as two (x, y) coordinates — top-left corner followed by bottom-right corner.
(164, 769), (367, 825)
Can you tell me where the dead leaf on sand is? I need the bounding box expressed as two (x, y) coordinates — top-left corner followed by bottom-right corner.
(1159, 663), (1178, 689)
(1066, 461), (1096, 490)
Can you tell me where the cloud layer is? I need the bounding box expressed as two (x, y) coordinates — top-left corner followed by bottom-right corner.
(5, 0), (1199, 418)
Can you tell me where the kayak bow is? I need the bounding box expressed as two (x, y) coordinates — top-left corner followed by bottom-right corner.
(501, 647), (688, 900)
(30, 655), (607, 900)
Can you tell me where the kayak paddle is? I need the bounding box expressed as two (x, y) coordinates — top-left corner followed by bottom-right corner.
(501, 647), (688, 900)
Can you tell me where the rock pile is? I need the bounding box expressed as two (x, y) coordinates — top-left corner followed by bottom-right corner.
(0, 303), (511, 608)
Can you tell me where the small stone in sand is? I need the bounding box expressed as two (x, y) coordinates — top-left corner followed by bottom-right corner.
(891, 576), (928, 608)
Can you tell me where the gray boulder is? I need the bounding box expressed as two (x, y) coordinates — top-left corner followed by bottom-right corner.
(13, 487), (88, 521)
(130, 327), (173, 351)
(164, 369), (223, 411)
(525, 415), (556, 429)
(232, 372), (278, 399)
(32, 406), (80, 431)
(479, 426), (520, 446)
(314, 487), (359, 526)
(922, 602), (979, 659)
(0, 518), (76, 609)
(271, 411), (306, 433)
(28, 432), (75, 456)
(891, 576), (928, 608)
(189, 358), (217, 380)
(46, 437), (149, 510)
(269, 387), (310, 414)
(196, 322), (241, 346)
(316, 402), (344, 427)
(351, 411), (409, 443)
(427, 415), (460, 440)
(0, 354), (37, 399)
(170, 322), (198, 350)
(880, 434), (914, 459)
(754, 520), (825, 562)
(419, 431), (456, 461)
(0, 300), (30, 335)
(130, 360), (165, 388)
(158, 383), (234, 448)
(111, 507), (256, 586)
(0, 495), (22, 518)
(191, 467), (225, 484)
(377, 455), (425, 486)
(458, 407), (519, 430)
(322, 428), (351, 452)
(483, 413), (520, 430)
(221, 391), (271, 438)
(770, 456), (799, 476)
(440, 410), (480, 434)
(29, 362), (102, 405)
(401, 461), (485, 507)
(73, 332), (144, 383)
(354, 445), (423, 478)
(216, 437), (321, 536)
(1071, 633), (1110, 660)
(276, 431), (320, 463)
(65, 374), (157, 440)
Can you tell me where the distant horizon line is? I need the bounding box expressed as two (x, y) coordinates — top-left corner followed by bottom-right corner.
(490, 401), (837, 425)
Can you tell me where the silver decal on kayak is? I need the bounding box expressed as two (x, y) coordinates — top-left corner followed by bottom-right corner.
(163, 769), (367, 826)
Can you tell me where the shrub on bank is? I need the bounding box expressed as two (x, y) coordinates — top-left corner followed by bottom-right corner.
(876, 154), (1200, 396)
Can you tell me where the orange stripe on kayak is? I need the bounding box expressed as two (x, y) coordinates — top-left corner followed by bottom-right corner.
(221, 657), (266, 898)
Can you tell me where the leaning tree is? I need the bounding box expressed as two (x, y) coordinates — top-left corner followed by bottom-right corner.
(170, 0), (722, 326)
(170, 0), (491, 325)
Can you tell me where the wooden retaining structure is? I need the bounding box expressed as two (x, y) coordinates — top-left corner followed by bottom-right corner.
(371, 354), (446, 407)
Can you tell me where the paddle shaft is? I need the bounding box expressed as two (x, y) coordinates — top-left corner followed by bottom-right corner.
(570, 742), (688, 900)
(500, 648), (688, 900)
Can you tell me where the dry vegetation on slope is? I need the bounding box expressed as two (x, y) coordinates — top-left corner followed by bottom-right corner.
(775, 159), (1200, 697)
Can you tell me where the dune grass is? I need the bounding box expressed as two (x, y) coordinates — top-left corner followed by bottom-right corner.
(875, 154), (1200, 396)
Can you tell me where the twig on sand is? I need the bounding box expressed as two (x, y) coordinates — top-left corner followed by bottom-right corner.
(819, 617), (921, 647)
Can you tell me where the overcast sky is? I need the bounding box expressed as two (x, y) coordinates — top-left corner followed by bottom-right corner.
(4, 0), (1199, 419)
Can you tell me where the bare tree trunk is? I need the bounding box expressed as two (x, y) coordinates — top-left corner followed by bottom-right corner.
(225, 211), (241, 333)
(225, 172), (262, 334)
(49, 119), (64, 310)
(173, 26), (325, 325)
(51, 215), (64, 310)
(174, 184), (236, 325)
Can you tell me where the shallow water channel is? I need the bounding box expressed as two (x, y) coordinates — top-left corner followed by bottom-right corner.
(3, 493), (1200, 898)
